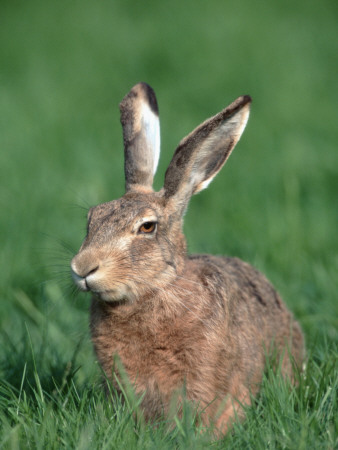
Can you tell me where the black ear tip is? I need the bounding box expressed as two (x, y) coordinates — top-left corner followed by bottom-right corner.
(238, 95), (252, 107)
(138, 82), (159, 115)
(220, 95), (252, 122)
(243, 94), (252, 104)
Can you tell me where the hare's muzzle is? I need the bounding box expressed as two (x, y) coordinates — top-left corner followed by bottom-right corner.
(70, 256), (99, 292)
(70, 251), (133, 302)
(71, 267), (88, 291)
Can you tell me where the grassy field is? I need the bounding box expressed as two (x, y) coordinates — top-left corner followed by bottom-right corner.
(0, 0), (337, 447)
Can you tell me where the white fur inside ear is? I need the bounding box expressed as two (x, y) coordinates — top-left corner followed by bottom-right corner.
(196, 176), (214, 192)
(141, 102), (160, 175)
(234, 104), (250, 142)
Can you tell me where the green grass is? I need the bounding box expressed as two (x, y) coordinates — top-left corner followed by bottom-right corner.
(0, 0), (337, 447)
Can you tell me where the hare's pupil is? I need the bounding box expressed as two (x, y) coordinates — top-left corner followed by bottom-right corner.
(144, 222), (152, 229)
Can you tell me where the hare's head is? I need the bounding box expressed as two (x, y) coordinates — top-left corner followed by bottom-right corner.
(71, 83), (251, 303)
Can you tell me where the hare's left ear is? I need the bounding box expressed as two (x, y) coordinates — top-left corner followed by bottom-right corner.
(120, 83), (160, 193)
(163, 95), (251, 214)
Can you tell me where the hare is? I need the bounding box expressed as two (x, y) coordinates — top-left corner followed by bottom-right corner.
(71, 83), (304, 432)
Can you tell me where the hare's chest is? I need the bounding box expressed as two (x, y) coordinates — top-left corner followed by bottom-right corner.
(91, 308), (201, 395)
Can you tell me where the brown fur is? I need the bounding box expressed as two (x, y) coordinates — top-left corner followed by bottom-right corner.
(120, 83), (160, 192)
(71, 83), (305, 434)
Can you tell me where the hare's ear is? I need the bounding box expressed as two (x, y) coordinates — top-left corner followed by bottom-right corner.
(120, 83), (160, 193)
(163, 95), (251, 214)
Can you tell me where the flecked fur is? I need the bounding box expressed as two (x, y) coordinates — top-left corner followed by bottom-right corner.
(71, 83), (304, 433)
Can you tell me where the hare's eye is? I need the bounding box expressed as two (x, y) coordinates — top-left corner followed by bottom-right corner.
(138, 221), (157, 234)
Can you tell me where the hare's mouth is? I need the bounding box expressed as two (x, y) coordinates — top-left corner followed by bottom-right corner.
(70, 268), (132, 303)
(71, 269), (89, 292)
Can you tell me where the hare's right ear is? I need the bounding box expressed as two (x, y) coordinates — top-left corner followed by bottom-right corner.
(163, 95), (251, 215)
(120, 83), (160, 193)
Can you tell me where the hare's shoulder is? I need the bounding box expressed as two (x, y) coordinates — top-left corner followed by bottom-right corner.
(186, 254), (285, 311)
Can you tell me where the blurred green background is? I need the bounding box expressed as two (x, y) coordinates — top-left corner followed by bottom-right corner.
(0, 0), (337, 381)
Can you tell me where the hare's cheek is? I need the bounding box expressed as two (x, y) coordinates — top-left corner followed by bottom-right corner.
(130, 240), (164, 270)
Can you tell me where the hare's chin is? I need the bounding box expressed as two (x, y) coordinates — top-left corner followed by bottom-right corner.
(92, 290), (130, 303)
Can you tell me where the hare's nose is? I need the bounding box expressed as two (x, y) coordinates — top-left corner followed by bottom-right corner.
(83, 266), (99, 291)
(85, 265), (99, 278)
(71, 253), (99, 278)
(71, 265), (87, 291)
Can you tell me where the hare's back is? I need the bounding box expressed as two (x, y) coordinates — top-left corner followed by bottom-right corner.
(187, 254), (304, 369)
(189, 254), (284, 313)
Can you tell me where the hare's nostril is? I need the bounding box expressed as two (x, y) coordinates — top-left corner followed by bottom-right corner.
(86, 266), (99, 278)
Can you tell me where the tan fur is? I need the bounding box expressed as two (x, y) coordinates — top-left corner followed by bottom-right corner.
(71, 83), (305, 434)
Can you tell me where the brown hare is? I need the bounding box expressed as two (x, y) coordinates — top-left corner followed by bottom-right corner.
(71, 83), (304, 433)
